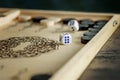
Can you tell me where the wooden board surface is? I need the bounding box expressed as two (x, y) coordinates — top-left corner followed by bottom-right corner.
(0, 21), (86, 80)
(0, 8), (119, 80)
(50, 15), (120, 80)
(79, 26), (120, 80)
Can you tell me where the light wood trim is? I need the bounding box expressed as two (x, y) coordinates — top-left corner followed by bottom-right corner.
(0, 8), (115, 16)
(50, 15), (120, 80)
(0, 10), (20, 29)
(0, 8), (112, 21)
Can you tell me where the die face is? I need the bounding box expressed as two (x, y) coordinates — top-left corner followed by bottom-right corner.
(64, 35), (70, 44)
(60, 33), (72, 45)
(68, 20), (79, 31)
(69, 20), (75, 26)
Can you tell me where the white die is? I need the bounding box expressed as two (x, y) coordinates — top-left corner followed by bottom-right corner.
(68, 20), (79, 31)
(59, 33), (72, 45)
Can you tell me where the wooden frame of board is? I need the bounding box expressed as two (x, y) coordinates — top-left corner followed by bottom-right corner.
(0, 8), (120, 80)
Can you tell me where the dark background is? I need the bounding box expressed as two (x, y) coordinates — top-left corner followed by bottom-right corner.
(0, 0), (120, 13)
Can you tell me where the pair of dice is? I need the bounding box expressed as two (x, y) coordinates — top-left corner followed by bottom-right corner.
(60, 20), (78, 45)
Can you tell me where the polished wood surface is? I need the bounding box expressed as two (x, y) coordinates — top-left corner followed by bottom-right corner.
(0, 8), (120, 80)
(80, 26), (120, 80)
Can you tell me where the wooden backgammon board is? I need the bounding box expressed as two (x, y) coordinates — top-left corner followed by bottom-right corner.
(0, 8), (120, 80)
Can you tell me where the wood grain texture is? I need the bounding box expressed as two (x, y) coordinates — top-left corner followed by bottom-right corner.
(50, 15), (120, 80)
(80, 26), (120, 80)
(0, 8), (119, 80)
